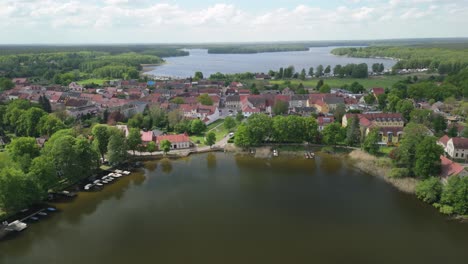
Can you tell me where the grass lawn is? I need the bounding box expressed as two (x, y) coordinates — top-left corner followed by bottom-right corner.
(270, 73), (434, 90)
(77, 78), (110, 86)
(190, 119), (239, 147)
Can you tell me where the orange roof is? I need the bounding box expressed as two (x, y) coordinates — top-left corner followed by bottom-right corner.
(140, 131), (154, 142)
(440, 156), (465, 178)
(157, 134), (190, 143)
(438, 135), (450, 147)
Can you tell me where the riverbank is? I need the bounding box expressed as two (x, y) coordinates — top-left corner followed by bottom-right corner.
(348, 149), (419, 194)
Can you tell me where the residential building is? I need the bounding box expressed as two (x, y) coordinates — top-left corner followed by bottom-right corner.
(439, 136), (468, 161)
(156, 134), (191, 150)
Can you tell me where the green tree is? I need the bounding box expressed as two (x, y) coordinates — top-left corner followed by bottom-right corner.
(205, 132), (216, 148)
(333, 65), (342, 77)
(190, 119), (206, 135)
(73, 136), (100, 180)
(415, 177), (443, 204)
(440, 176), (468, 215)
(322, 123), (344, 146)
(447, 125), (459, 137)
(38, 95), (52, 113)
(197, 94), (213, 106)
(234, 124), (251, 148)
(316, 79), (324, 90)
(362, 127), (380, 155)
(414, 136), (444, 178)
(16, 107), (47, 137)
(28, 156), (57, 196)
(432, 114), (447, 134)
(107, 131), (127, 166)
(299, 68), (306, 80)
(346, 116), (361, 146)
(170, 97), (185, 104)
(127, 128), (142, 155)
(38, 114), (66, 136)
(168, 110), (183, 129)
(304, 116), (319, 143)
(394, 123), (428, 175)
(396, 99), (414, 121)
(333, 103), (346, 123)
(92, 124), (110, 160)
(7, 137), (40, 172)
(364, 94), (376, 105)
(272, 100), (289, 116)
(0, 167), (41, 213)
(236, 111), (244, 122)
(319, 84), (331, 93)
(0, 77), (14, 91)
(308, 67), (314, 77)
(146, 141), (157, 155)
(160, 140), (171, 155)
(245, 114), (273, 146)
(224, 116), (236, 131)
(128, 113), (144, 128)
(324, 65), (331, 74)
(316, 65), (324, 76)
(194, 71), (204, 80)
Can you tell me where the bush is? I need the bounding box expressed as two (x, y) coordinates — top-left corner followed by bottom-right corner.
(434, 203), (454, 215)
(415, 177), (442, 204)
(389, 168), (410, 178)
(376, 158), (392, 168)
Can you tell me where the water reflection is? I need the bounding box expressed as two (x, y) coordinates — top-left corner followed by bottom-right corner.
(160, 158), (173, 174)
(207, 153), (217, 169)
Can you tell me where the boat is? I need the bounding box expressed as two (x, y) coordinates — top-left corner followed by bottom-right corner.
(93, 180), (101, 184)
(84, 184), (94, 190)
(273, 149), (278, 157)
(122, 171), (131, 175)
(6, 220), (28, 232)
(115, 173), (122, 177)
(47, 207), (57, 212)
(29, 216), (39, 221)
(115, 169), (123, 174)
(38, 212), (47, 216)
(95, 183), (103, 186)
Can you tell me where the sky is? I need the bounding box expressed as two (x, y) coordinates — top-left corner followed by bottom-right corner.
(0, 0), (467, 44)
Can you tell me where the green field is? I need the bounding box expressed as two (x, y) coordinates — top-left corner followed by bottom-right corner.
(77, 78), (110, 86)
(270, 74), (433, 90)
(190, 119), (238, 147)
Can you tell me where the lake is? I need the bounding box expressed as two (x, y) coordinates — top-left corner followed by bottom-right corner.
(145, 47), (396, 78)
(1, 152), (467, 264)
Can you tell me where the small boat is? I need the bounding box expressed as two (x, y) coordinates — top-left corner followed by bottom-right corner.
(115, 173), (122, 177)
(115, 169), (123, 174)
(20, 208), (29, 213)
(7, 220), (28, 231)
(84, 184), (94, 190)
(273, 150), (278, 157)
(95, 183), (103, 186)
(29, 216), (39, 221)
(38, 212), (47, 216)
(108, 173), (115, 177)
(47, 207), (57, 212)
(122, 171), (131, 175)
(93, 180), (101, 184)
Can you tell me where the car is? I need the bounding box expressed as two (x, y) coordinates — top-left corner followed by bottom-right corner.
(228, 109), (233, 113)
(229, 132), (234, 137)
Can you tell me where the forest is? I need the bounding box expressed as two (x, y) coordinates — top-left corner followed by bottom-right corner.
(0, 46), (189, 86)
(331, 43), (468, 74)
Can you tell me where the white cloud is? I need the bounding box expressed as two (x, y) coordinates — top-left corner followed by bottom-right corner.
(0, 0), (466, 43)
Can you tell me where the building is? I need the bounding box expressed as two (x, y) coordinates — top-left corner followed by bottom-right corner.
(439, 136), (468, 161)
(317, 116), (334, 131)
(156, 134), (191, 150)
(225, 95), (241, 110)
(343, 113), (405, 145)
(440, 155), (467, 181)
(140, 131), (155, 145)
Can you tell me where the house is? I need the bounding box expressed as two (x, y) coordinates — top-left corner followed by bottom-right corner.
(371, 87), (385, 100)
(440, 155), (467, 181)
(225, 95), (241, 110)
(69, 82), (84, 92)
(140, 131), (155, 145)
(308, 94), (344, 113)
(255, 73), (271, 80)
(318, 116), (335, 131)
(289, 95), (309, 108)
(440, 136), (468, 161)
(281, 87), (295, 96)
(343, 113), (405, 145)
(156, 134), (191, 150)
(116, 125), (130, 137)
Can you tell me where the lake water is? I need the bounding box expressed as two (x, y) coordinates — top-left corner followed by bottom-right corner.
(1, 152), (468, 264)
(145, 47), (396, 78)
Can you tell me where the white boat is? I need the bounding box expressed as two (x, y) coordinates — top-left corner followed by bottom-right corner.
(7, 220), (28, 232)
(115, 173), (123, 177)
(84, 184), (93, 190)
(93, 180), (101, 184)
(115, 170), (123, 174)
(108, 173), (115, 177)
(95, 183), (103, 186)
(122, 171), (131, 175)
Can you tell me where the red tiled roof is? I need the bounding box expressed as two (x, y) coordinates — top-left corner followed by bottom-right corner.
(141, 131), (154, 142)
(318, 116), (334, 126)
(372, 88), (385, 96)
(440, 155), (465, 178)
(156, 134), (190, 143)
(452, 137), (468, 149)
(438, 135), (450, 147)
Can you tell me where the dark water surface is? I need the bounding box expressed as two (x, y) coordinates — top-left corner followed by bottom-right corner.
(146, 47), (396, 78)
(1, 153), (467, 264)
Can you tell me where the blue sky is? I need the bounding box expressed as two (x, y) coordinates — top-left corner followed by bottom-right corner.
(0, 0), (467, 44)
